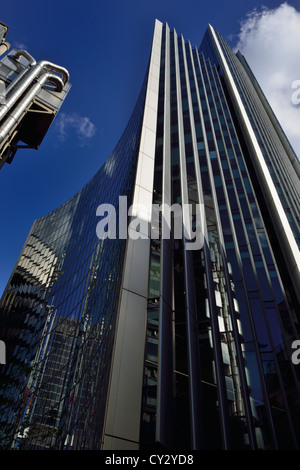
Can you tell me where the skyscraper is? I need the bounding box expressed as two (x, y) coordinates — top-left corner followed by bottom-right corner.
(0, 19), (299, 451)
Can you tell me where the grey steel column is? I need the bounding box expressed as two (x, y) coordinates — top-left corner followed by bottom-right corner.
(192, 47), (231, 450)
(173, 32), (203, 450)
(194, 50), (258, 449)
(156, 23), (174, 449)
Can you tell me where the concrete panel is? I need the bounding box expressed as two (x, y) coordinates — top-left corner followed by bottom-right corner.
(103, 291), (148, 446)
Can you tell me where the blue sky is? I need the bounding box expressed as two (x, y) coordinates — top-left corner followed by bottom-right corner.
(0, 0), (299, 296)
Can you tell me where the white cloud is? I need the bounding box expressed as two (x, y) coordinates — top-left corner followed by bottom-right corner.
(56, 112), (96, 146)
(14, 41), (28, 50)
(235, 2), (300, 158)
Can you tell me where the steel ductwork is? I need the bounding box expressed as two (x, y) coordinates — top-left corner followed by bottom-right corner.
(0, 52), (69, 122)
(0, 72), (64, 143)
(5, 50), (36, 97)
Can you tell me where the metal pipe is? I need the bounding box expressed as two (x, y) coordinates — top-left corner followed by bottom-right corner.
(13, 49), (36, 66)
(0, 58), (69, 123)
(38, 60), (69, 85)
(0, 72), (64, 143)
(5, 50), (37, 97)
(0, 41), (10, 56)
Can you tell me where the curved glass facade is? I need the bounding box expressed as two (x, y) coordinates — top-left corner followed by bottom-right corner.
(0, 71), (147, 449)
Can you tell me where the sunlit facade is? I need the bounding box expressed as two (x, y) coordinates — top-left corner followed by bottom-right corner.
(0, 20), (300, 451)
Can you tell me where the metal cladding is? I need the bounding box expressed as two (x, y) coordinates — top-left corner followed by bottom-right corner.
(0, 21), (10, 57)
(0, 20), (300, 451)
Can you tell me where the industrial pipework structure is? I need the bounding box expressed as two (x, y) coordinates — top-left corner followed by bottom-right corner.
(0, 21), (70, 170)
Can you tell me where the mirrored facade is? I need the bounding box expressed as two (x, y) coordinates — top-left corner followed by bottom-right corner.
(0, 20), (300, 450)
